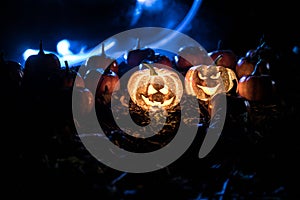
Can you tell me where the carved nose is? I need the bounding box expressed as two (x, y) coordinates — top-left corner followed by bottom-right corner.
(152, 93), (164, 102)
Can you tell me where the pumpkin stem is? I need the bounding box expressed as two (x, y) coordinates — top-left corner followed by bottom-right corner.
(251, 59), (261, 76)
(101, 43), (106, 57)
(64, 60), (69, 73)
(249, 41), (266, 60)
(213, 54), (223, 65)
(136, 38), (141, 49)
(142, 63), (158, 76)
(257, 41), (266, 51)
(38, 40), (45, 55)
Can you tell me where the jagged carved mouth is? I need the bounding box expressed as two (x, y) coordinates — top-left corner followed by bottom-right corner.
(141, 95), (174, 107)
(197, 84), (220, 96)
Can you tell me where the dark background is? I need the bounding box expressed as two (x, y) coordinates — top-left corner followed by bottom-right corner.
(1, 0), (299, 64)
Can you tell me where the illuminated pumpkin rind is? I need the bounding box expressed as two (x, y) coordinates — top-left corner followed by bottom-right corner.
(237, 73), (274, 102)
(185, 65), (238, 101)
(127, 64), (183, 111)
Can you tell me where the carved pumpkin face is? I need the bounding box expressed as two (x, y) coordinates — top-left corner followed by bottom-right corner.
(127, 64), (183, 111)
(185, 65), (238, 101)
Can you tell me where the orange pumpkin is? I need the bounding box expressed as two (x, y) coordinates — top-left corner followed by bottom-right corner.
(208, 49), (237, 70)
(97, 70), (120, 94)
(126, 47), (155, 68)
(84, 68), (120, 96)
(174, 46), (211, 70)
(238, 61), (274, 102)
(127, 63), (183, 111)
(185, 64), (238, 101)
(61, 61), (85, 89)
(235, 56), (255, 79)
(72, 87), (95, 117)
(22, 40), (61, 92)
(207, 40), (238, 70)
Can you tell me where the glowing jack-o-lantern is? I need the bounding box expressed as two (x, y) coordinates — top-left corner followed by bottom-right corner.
(185, 65), (238, 101)
(127, 63), (183, 111)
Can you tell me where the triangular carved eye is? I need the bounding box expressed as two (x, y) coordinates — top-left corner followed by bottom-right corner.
(210, 72), (221, 79)
(198, 71), (207, 80)
(159, 86), (169, 94)
(148, 84), (158, 95)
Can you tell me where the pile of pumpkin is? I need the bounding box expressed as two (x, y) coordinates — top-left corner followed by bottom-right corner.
(0, 38), (284, 158)
(176, 41), (277, 104)
(1, 39), (279, 122)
